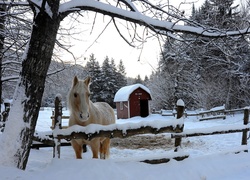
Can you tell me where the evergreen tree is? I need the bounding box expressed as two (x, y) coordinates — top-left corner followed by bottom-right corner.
(85, 54), (104, 102)
(144, 75), (149, 84)
(101, 56), (118, 107)
(134, 75), (143, 84)
(116, 59), (127, 89)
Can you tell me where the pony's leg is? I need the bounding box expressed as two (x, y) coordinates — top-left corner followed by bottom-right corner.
(90, 138), (100, 159)
(100, 138), (110, 159)
(71, 139), (83, 159)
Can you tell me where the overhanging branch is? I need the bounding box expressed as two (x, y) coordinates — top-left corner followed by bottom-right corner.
(2, 0), (250, 38)
(59, 0), (250, 38)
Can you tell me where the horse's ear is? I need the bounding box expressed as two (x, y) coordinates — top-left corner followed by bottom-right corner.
(84, 76), (91, 86)
(73, 76), (78, 86)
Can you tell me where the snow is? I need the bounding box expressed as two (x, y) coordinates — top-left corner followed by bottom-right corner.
(209, 105), (225, 111)
(176, 99), (185, 107)
(0, 109), (250, 179)
(114, 83), (151, 102)
(53, 117), (184, 137)
(55, 93), (63, 102)
(57, 0), (250, 38)
(0, 84), (28, 167)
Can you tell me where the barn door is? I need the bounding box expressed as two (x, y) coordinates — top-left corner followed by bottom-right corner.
(140, 100), (149, 117)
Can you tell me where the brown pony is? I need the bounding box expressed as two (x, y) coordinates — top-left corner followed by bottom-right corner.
(68, 76), (116, 159)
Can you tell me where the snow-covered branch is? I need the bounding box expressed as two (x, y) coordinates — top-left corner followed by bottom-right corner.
(0, 1), (29, 7)
(1, 75), (19, 82)
(59, 0), (250, 38)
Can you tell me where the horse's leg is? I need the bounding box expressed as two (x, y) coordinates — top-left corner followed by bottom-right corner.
(100, 138), (110, 159)
(71, 139), (83, 159)
(90, 138), (100, 159)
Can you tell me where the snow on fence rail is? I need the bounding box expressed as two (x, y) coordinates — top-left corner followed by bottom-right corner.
(33, 96), (250, 163)
(52, 120), (184, 141)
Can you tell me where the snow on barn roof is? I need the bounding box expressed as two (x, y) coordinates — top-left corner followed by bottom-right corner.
(114, 84), (151, 102)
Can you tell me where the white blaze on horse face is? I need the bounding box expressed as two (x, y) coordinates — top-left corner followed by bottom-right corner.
(72, 78), (90, 122)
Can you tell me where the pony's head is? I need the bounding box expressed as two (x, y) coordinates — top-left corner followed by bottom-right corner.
(68, 76), (91, 122)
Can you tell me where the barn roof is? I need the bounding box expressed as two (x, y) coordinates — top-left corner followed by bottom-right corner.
(114, 84), (151, 102)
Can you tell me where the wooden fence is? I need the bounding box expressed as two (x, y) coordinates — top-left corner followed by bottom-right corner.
(32, 96), (250, 164)
(158, 105), (245, 121)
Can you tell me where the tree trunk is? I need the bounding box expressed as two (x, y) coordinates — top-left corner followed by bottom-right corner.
(0, 4), (6, 117)
(2, 4), (61, 170)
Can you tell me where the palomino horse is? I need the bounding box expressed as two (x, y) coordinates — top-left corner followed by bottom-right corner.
(68, 76), (116, 159)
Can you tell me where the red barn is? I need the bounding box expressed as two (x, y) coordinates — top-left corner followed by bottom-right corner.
(114, 84), (152, 119)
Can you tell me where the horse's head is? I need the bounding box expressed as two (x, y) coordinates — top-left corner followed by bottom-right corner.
(68, 76), (91, 122)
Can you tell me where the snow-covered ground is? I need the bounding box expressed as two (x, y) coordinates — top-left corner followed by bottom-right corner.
(0, 110), (250, 179)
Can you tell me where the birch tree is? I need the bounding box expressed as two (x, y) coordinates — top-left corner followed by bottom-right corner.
(0, 0), (250, 170)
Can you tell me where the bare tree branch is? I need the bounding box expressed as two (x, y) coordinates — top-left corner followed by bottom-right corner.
(112, 17), (135, 47)
(84, 17), (112, 55)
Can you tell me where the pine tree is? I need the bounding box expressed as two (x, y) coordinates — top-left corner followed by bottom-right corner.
(101, 56), (118, 107)
(144, 75), (149, 83)
(116, 59), (127, 89)
(134, 74), (143, 84)
(85, 53), (104, 102)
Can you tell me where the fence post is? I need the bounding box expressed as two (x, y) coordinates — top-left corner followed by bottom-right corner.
(174, 99), (185, 152)
(53, 94), (62, 158)
(241, 108), (249, 152)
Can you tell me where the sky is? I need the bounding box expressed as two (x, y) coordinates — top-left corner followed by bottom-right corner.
(60, 0), (244, 78)
(61, 0), (205, 78)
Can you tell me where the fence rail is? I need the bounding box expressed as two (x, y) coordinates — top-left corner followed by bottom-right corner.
(32, 96), (250, 163)
(53, 124), (184, 141)
(157, 106), (245, 119)
(171, 126), (250, 138)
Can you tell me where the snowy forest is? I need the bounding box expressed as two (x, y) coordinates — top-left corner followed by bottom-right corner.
(147, 0), (250, 110)
(0, 0), (250, 171)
